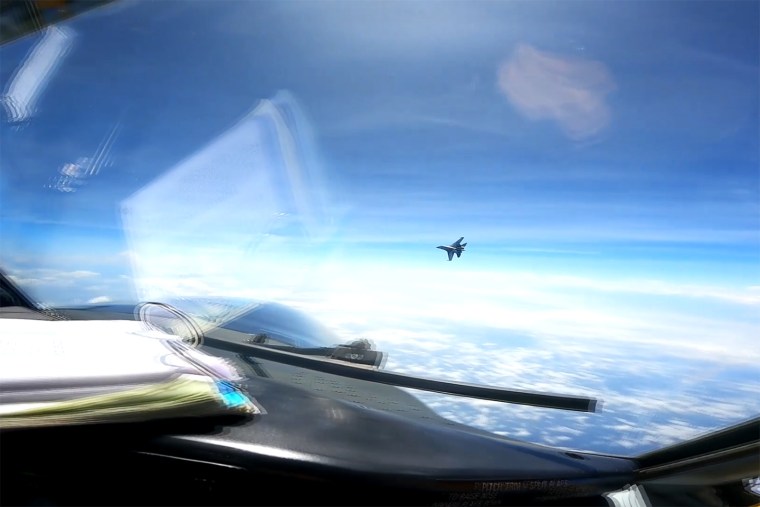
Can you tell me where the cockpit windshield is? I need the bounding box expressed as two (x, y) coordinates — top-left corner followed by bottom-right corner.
(1, 0), (758, 457)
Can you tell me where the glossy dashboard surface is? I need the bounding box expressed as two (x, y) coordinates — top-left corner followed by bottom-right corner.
(0, 306), (636, 506)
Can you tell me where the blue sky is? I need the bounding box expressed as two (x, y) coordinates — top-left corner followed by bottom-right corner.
(1, 0), (758, 454)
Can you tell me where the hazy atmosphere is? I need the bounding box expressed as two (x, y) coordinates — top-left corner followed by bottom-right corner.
(2, 0), (758, 455)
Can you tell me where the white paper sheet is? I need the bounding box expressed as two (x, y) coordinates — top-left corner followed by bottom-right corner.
(0, 318), (237, 389)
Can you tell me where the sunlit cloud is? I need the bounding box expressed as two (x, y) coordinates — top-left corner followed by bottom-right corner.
(276, 274), (757, 455)
(363, 328), (759, 455)
(3, 264), (136, 306)
(498, 43), (616, 141)
(87, 296), (112, 304)
(102, 248), (760, 365)
(16, 248), (753, 454)
(8, 268), (99, 287)
(277, 263), (759, 363)
(528, 274), (760, 306)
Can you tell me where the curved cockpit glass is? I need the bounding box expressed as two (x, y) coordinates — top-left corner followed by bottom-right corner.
(1, 0), (758, 456)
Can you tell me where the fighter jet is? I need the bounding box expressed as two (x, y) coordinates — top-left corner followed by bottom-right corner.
(437, 237), (466, 261)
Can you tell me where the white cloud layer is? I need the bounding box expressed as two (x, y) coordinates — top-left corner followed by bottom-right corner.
(6, 250), (757, 456)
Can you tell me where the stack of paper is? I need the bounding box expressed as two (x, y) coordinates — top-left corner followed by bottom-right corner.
(0, 318), (260, 430)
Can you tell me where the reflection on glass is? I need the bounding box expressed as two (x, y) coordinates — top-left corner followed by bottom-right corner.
(0, 0), (757, 457)
(2, 25), (74, 125)
(121, 91), (334, 321)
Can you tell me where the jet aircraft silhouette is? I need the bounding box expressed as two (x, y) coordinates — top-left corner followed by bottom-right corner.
(437, 237), (466, 261)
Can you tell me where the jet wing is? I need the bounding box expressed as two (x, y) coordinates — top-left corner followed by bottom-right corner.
(447, 250), (454, 261)
(451, 237), (464, 247)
